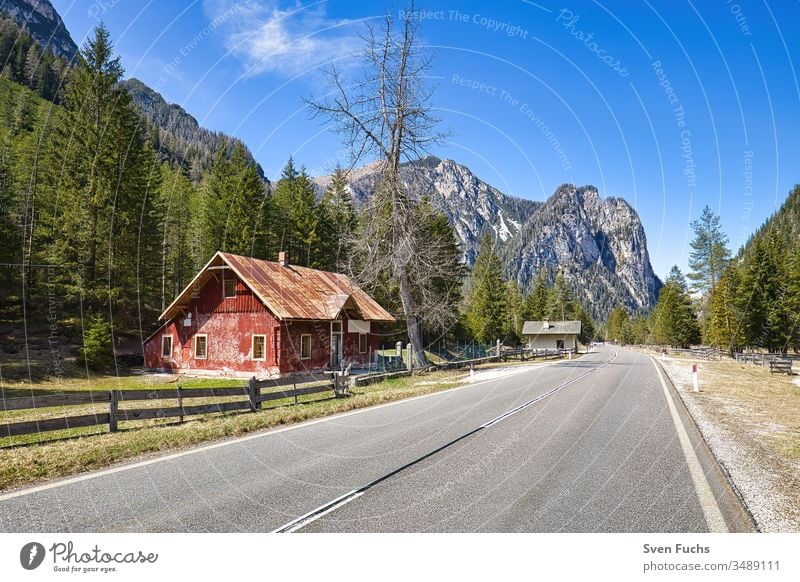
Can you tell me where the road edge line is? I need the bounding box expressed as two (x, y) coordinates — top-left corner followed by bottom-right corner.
(650, 357), (728, 532)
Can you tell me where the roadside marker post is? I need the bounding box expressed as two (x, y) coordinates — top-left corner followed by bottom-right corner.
(692, 364), (699, 392)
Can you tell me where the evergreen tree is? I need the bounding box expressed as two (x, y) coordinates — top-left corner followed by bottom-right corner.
(465, 233), (508, 343)
(652, 266), (700, 347)
(320, 165), (356, 272)
(706, 264), (745, 354)
(199, 140), (267, 260)
(521, 272), (550, 321)
(547, 273), (577, 320)
(606, 305), (631, 344)
(687, 205), (730, 329)
(271, 157), (327, 267)
(157, 164), (200, 310)
(39, 24), (160, 326)
(505, 280), (523, 343)
(575, 303), (595, 345)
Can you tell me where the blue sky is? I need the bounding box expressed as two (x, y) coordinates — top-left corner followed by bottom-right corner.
(54, 0), (800, 278)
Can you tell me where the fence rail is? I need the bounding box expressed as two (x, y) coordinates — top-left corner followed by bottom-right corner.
(1, 373), (345, 441)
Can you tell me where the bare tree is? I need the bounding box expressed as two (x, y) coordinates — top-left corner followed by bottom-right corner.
(306, 3), (454, 366)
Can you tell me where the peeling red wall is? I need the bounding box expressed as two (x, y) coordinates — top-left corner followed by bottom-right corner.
(144, 271), (381, 376)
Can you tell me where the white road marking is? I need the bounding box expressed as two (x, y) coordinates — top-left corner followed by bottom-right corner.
(271, 353), (617, 532)
(0, 361), (562, 502)
(650, 357), (728, 533)
(273, 489), (364, 533)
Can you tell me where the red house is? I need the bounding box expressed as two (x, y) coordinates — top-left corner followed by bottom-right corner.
(143, 251), (395, 377)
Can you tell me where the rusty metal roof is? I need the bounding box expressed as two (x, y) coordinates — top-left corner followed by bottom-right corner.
(159, 252), (395, 323)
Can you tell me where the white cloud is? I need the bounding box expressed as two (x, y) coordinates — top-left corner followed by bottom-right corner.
(204, 0), (361, 77)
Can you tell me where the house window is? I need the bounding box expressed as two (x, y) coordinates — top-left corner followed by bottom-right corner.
(161, 335), (172, 358)
(252, 335), (266, 361)
(300, 334), (312, 360)
(358, 333), (367, 354)
(223, 278), (237, 298)
(195, 334), (208, 359)
(331, 320), (342, 333)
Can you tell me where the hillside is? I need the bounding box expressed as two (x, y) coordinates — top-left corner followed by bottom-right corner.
(122, 78), (266, 182)
(0, 0), (77, 59)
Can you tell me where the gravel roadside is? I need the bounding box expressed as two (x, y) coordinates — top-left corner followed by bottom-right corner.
(657, 355), (799, 532)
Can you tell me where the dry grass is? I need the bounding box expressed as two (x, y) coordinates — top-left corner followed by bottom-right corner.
(0, 361), (545, 492)
(651, 351), (800, 530)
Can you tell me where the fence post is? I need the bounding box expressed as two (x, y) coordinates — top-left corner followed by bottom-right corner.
(177, 385), (184, 423)
(407, 343), (413, 374)
(247, 377), (259, 412)
(109, 390), (118, 433)
(496, 339), (501, 359)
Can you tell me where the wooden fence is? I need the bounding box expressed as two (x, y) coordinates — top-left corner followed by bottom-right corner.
(734, 352), (794, 374)
(1, 373), (347, 440)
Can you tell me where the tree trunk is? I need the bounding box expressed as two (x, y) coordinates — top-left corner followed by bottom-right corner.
(398, 270), (428, 367)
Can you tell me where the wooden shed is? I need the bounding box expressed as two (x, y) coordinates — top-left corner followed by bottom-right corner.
(143, 251), (395, 377)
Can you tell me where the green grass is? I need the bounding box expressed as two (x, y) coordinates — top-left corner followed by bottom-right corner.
(0, 361), (556, 491)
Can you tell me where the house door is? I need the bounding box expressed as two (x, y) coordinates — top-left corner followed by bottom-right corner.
(556, 340), (565, 350)
(331, 320), (343, 368)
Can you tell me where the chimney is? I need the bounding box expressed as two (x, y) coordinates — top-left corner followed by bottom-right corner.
(278, 251), (288, 267)
(542, 320), (550, 330)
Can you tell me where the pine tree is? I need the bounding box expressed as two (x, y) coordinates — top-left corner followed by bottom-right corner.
(547, 273), (577, 321)
(521, 272), (550, 321)
(652, 266), (700, 347)
(466, 233), (508, 343)
(40, 25), (154, 314)
(705, 265), (744, 354)
(575, 303), (595, 345)
(505, 280), (523, 343)
(687, 205), (730, 329)
(606, 305), (631, 344)
(320, 165), (356, 272)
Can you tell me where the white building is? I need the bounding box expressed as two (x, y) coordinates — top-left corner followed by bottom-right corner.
(521, 320), (581, 351)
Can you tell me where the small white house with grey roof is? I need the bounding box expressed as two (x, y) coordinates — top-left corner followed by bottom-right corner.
(521, 320), (582, 351)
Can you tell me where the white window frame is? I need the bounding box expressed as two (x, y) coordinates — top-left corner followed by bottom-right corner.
(252, 334), (266, 361)
(358, 333), (367, 354)
(194, 334), (208, 360)
(161, 335), (172, 358)
(223, 278), (237, 298)
(300, 334), (312, 360)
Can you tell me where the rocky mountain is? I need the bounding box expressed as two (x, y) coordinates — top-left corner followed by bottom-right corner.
(313, 156), (540, 264)
(122, 78), (266, 182)
(0, 0), (77, 60)
(316, 161), (661, 319)
(502, 184), (662, 319)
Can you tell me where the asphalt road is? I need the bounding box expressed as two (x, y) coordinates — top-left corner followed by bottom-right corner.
(0, 346), (755, 532)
